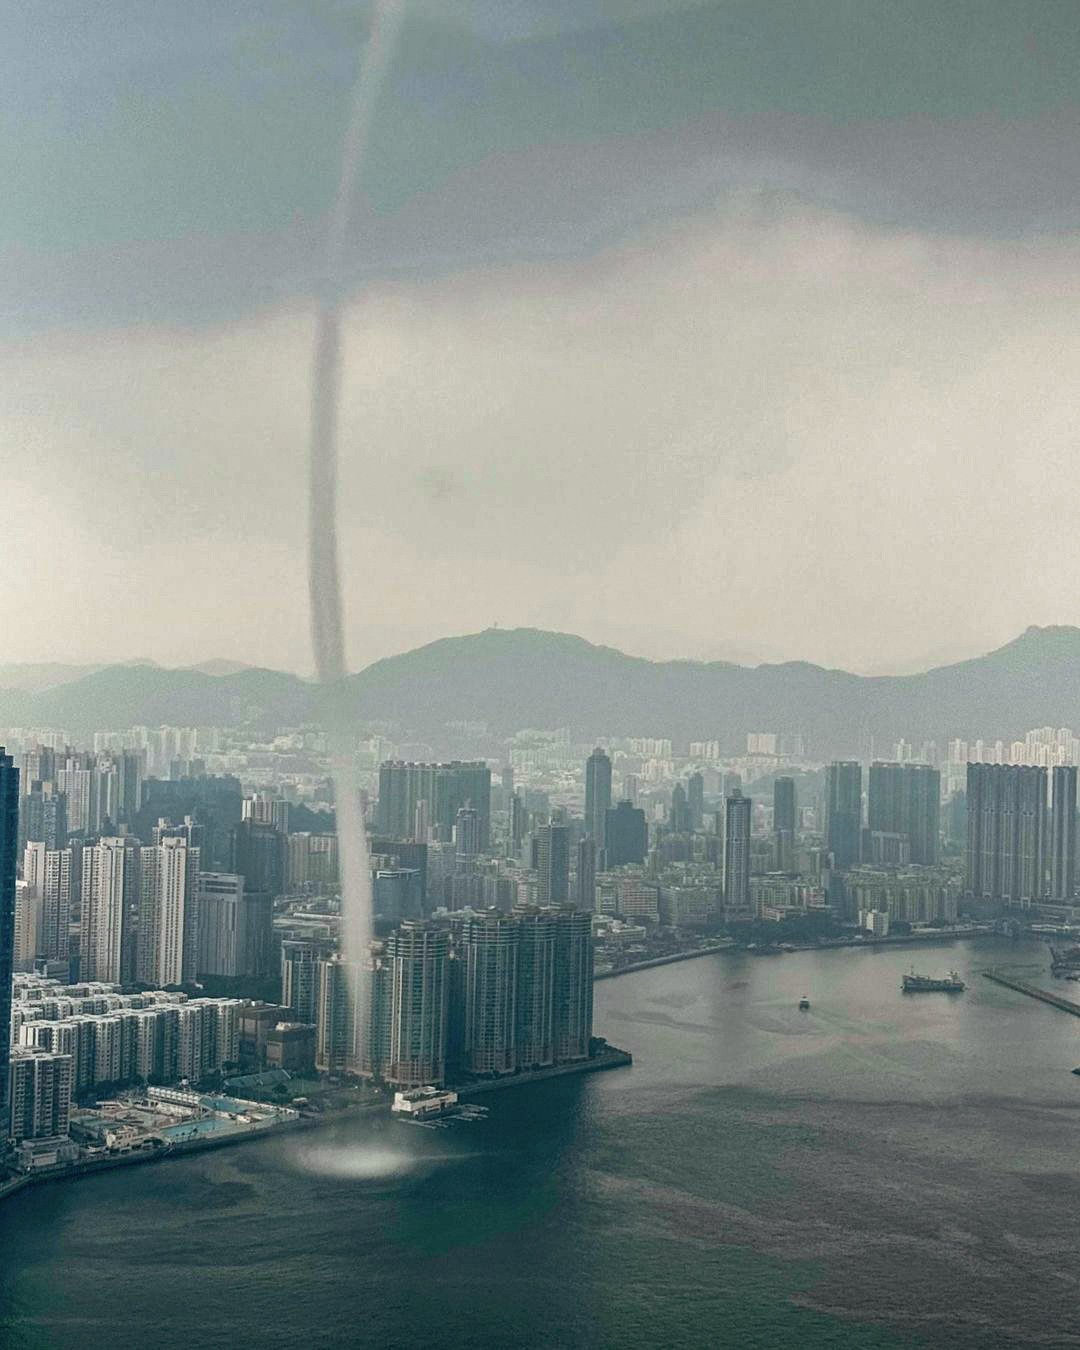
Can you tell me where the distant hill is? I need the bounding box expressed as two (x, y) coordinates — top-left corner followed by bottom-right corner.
(3, 625), (1080, 755)
(0, 662), (104, 693)
(339, 624), (1080, 751)
(186, 659), (258, 677)
(0, 664), (312, 734)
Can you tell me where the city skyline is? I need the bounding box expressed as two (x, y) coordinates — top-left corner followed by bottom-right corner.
(7, 4), (1080, 1344)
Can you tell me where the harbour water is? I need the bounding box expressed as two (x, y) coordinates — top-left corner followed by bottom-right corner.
(3, 936), (1080, 1349)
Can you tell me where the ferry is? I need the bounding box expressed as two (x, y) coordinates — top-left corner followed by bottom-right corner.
(901, 969), (965, 993)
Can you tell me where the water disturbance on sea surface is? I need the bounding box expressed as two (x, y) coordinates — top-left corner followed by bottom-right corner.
(3, 937), (1080, 1350)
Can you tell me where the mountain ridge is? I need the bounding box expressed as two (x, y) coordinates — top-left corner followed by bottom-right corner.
(1, 625), (1078, 754)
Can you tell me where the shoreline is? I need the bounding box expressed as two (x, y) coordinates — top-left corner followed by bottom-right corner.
(595, 928), (995, 981)
(0, 1048), (633, 1204)
(452, 1044), (632, 1095)
(785, 926), (995, 952)
(595, 947), (730, 980)
(0, 1113), (315, 1202)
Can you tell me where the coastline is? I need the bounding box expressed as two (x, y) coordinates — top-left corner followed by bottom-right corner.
(0, 1047), (633, 1203)
(452, 1043), (632, 1096)
(595, 946), (730, 980)
(0, 1112), (315, 1202)
(594, 927), (994, 981)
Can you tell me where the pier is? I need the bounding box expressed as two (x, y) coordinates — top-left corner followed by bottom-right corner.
(981, 971), (1080, 1017)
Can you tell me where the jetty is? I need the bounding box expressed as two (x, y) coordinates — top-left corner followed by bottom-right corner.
(981, 971), (1080, 1018)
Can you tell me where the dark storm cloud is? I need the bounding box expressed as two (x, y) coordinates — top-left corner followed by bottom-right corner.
(5, 1), (1080, 334)
(6, 1), (1080, 674)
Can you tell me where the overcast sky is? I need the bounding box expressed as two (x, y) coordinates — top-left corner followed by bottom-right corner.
(5, 1), (1080, 675)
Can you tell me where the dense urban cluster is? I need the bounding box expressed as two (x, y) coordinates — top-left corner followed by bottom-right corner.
(3, 716), (1079, 1177)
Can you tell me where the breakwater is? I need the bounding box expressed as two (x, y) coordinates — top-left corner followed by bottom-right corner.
(982, 970), (1080, 1017)
(595, 947), (729, 980)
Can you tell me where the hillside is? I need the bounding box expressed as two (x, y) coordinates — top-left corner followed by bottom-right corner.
(0, 664), (312, 735)
(0, 662), (104, 693)
(2, 626), (1079, 755)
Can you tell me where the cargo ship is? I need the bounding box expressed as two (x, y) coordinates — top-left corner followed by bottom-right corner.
(901, 969), (965, 993)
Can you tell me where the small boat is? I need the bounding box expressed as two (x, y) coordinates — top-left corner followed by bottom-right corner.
(798, 996), (810, 1010)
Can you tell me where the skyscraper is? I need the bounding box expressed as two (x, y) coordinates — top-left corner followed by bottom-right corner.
(826, 762), (862, 870)
(456, 910), (519, 1076)
(316, 953), (362, 1074)
(286, 831), (340, 891)
(79, 836), (141, 983)
(381, 920), (449, 1088)
(551, 907), (593, 1062)
(670, 783), (692, 834)
(40, 847), (79, 966)
(509, 792), (525, 852)
(57, 757), (94, 836)
(1050, 765), (1077, 902)
(723, 789), (751, 911)
(20, 841), (78, 966)
(138, 836), (200, 987)
(536, 822), (570, 906)
(903, 763), (941, 866)
(0, 750), (19, 1130)
(576, 835), (597, 910)
(18, 781), (67, 853)
(373, 867), (423, 924)
(454, 805), (481, 857)
(867, 762), (940, 865)
(377, 761), (491, 849)
(966, 763), (1048, 906)
(229, 818), (286, 898)
(198, 872), (273, 978)
(773, 776), (796, 872)
(13, 879), (40, 967)
(513, 904), (556, 1070)
(584, 747), (612, 848)
(687, 772), (705, 831)
(281, 938), (333, 1024)
(605, 801), (647, 866)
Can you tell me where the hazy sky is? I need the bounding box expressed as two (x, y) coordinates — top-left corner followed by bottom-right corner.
(6, 1), (1080, 675)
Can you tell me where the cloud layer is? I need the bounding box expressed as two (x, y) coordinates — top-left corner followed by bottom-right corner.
(5, 197), (1080, 673)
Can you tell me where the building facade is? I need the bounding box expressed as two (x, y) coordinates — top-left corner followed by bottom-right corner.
(966, 763), (1048, 906)
(773, 776), (796, 872)
(867, 762), (940, 866)
(605, 801), (647, 867)
(723, 790), (751, 911)
(584, 748), (612, 849)
(826, 762), (863, 870)
(1050, 764), (1078, 902)
(80, 836), (142, 984)
(377, 762), (491, 850)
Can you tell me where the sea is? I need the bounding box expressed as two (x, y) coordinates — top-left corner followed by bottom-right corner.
(3, 936), (1080, 1350)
